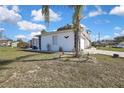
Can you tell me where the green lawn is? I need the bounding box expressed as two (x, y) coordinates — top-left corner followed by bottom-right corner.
(97, 47), (124, 52)
(0, 47), (124, 88)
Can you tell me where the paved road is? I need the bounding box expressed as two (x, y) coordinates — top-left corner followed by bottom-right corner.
(84, 48), (124, 57)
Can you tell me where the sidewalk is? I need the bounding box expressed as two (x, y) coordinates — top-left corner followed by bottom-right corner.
(84, 48), (124, 57)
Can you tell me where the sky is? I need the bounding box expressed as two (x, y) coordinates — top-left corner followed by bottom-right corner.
(0, 5), (124, 41)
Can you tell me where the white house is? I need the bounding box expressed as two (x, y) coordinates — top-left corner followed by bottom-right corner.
(11, 41), (19, 48)
(116, 42), (124, 48)
(31, 24), (91, 52)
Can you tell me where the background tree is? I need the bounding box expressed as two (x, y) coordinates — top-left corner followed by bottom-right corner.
(114, 36), (124, 43)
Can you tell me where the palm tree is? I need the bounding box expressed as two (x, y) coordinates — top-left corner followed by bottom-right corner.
(42, 5), (83, 57)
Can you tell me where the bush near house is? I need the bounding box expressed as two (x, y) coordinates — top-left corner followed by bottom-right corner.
(114, 36), (124, 43)
(17, 42), (29, 48)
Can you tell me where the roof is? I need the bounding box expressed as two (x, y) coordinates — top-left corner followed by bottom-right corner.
(34, 24), (91, 41)
(57, 24), (74, 31)
(41, 24), (88, 36)
(42, 29), (74, 36)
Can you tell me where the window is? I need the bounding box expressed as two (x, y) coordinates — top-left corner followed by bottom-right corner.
(52, 36), (58, 45)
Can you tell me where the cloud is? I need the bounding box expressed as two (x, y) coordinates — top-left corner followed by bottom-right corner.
(113, 26), (124, 37)
(15, 35), (26, 39)
(91, 34), (112, 41)
(32, 8), (61, 22)
(114, 32), (120, 37)
(101, 35), (112, 40)
(110, 5), (124, 16)
(0, 6), (22, 24)
(114, 29), (124, 37)
(114, 26), (122, 30)
(0, 28), (5, 32)
(80, 24), (90, 30)
(15, 32), (41, 40)
(29, 31), (41, 38)
(12, 5), (19, 12)
(80, 24), (86, 28)
(17, 20), (46, 31)
(86, 6), (106, 18)
(91, 34), (98, 41)
(94, 19), (110, 24)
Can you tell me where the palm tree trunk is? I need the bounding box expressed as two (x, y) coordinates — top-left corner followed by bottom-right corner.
(74, 15), (80, 57)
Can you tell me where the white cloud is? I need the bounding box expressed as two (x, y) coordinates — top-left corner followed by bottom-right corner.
(113, 26), (124, 37)
(12, 5), (19, 12)
(110, 5), (124, 16)
(88, 11), (101, 17)
(114, 29), (124, 37)
(114, 32), (120, 37)
(17, 20), (46, 31)
(92, 34), (112, 41)
(101, 35), (112, 40)
(91, 34), (98, 41)
(80, 24), (86, 28)
(114, 26), (122, 30)
(80, 24), (90, 30)
(120, 30), (124, 35)
(15, 32), (41, 40)
(0, 6), (22, 24)
(29, 31), (41, 38)
(32, 8), (61, 22)
(87, 6), (106, 18)
(0, 28), (5, 32)
(15, 35), (26, 39)
(94, 19), (110, 24)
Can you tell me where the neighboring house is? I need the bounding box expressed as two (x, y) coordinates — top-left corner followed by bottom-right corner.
(31, 24), (91, 52)
(0, 33), (12, 47)
(0, 39), (12, 46)
(92, 40), (117, 47)
(113, 42), (124, 48)
(11, 41), (19, 48)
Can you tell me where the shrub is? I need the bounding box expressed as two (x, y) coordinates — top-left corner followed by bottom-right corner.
(17, 42), (29, 48)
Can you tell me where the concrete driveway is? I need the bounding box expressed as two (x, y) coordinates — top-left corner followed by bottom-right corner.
(84, 48), (124, 57)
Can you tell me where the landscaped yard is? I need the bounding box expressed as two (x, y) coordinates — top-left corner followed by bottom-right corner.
(0, 47), (124, 87)
(97, 47), (124, 52)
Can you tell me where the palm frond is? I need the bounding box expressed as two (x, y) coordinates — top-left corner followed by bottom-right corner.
(42, 5), (50, 25)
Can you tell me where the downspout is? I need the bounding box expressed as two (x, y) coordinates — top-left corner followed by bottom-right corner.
(39, 36), (41, 51)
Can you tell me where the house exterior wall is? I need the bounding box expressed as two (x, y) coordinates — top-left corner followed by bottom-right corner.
(41, 31), (75, 51)
(80, 37), (84, 50)
(31, 28), (91, 52)
(84, 38), (90, 48)
(32, 38), (39, 49)
(11, 42), (19, 48)
(80, 29), (91, 49)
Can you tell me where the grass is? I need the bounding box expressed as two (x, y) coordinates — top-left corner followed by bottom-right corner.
(0, 47), (124, 87)
(97, 47), (124, 52)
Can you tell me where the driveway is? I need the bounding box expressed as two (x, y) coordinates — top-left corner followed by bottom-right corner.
(84, 48), (124, 57)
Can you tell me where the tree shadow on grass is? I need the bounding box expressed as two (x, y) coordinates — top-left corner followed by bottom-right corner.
(0, 67), (13, 70)
(0, 60), (14, 66)
(15, 54), (41, 61)
(0, 53), (58, 68)
(18, 49), (56, 54)
(0, 53), (42, 70)
(20, 57), (59, 62)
